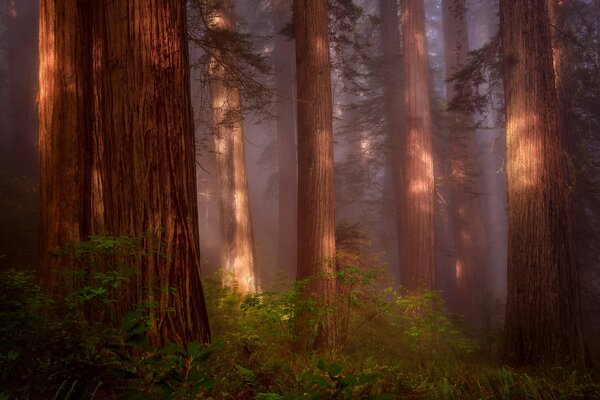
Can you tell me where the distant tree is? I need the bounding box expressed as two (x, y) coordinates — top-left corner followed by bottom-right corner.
(377, 0), (403, 277)
(39, 0), (210, 346)
(442, 0), (486, 318)
(500, 0), (586, 365)
(273, 0), (298, 276)
(398, 0), (436, 292)
(205, 0), (258, 293)
(293, 0), (337, 351)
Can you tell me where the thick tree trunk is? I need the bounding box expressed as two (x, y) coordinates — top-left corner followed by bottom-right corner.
(442, 0), (486, 318)
(399, 0), (436, 292)
(38, 0), (93, 295)
(273, 0), (298, 277)
(293, 0), (336, 351)
(207, 0), (258, 293)
(501, 0), (586, 365)
(39, 0), (210, 346)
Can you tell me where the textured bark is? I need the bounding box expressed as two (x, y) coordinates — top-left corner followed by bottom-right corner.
(273, 0), (298, 277)
(442, 0), (486, 318)
(6, 0), (38, 178)
(399, 0), (436, 292)
(207, 0), (258, 293)
(377, 0), (403, 281)
(38, 0), (93, 295)
(501, 0), (586, 365)
(39, 0), (210, 346)
(294, 0), (336, 351)
(547, 0), (573, 149)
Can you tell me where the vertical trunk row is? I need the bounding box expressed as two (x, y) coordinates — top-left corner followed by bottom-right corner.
(207, 0), (258, 293)
(399, 0), (436, 292)
(273, 0), (298, 276)
(501, 0), (585, 365)
(293, 0), (336, 351)
(442, 0), (486, 317)
(39, 0), (210, 346)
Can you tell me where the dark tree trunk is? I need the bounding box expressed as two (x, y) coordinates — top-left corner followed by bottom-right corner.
(377, 0), (403, 281)
(399, 0), (436, 292)
(442, 0), (486, 318)
(501, 0), (586, 365)
(273, 0), (298, 278)
(293, 0), (336, 351)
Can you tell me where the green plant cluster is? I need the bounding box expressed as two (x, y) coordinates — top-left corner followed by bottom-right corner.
(1, 235), (599, 399)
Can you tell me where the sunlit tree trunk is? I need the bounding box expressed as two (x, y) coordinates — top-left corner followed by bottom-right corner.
(293, 0), (336, 351)
(399, 0), (435, 292)
(273, 0), (297, 277)
(442, 0), (485, 318)
(39, 0), (210, 346)
(38, 0), (93, 295)
(207, 0), (258, 293)
(501, 0), (586, 365)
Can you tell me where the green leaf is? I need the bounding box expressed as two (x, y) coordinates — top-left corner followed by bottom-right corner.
(157, 342), (185, 356)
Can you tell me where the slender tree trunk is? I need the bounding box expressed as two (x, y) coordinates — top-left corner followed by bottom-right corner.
(442, 0), (486, 318)
(38, 0), (93, 295)
(501, 0), (586, 365)
(273, 0), (298, 277)
(39, 0), (210, 346)
(293, 0), (336, 351)
(377, 0), (403, 281)
(399, 0), (436, 292)
(207, 0), (258, 293)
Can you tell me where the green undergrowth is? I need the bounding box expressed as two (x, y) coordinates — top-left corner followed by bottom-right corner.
(1, 235), (599, 399)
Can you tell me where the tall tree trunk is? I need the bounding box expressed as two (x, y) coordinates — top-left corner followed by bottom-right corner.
(38, 0), (93, 295)
(399, 0), (436, 292)
(293, 0), (336, 351)
(501, 0), (586, 365)
(442, 0), (486, 318)
(39, 0), (210, 346)
(377, 0), (403, 281)
(273, 0), (298, 277)
(207, 0), (258, 293)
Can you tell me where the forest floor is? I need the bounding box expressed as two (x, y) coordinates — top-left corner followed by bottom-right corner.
(1, 266), (599, 399)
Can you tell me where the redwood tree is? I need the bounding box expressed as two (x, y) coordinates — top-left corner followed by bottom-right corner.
(399, 0), (436, 291)
(39, 0), (210, 346)
(377, 0), (403, 280)
(207, 0), (258, 293)
(294, 0), (336, 351)
(501, 0), (586, 365)
(273, 0), (298, 277)
(38, 0), (93, 294)
(442, 0), (485, 317)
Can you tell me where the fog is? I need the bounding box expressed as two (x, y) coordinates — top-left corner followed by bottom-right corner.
(1, 0), (600, 360)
